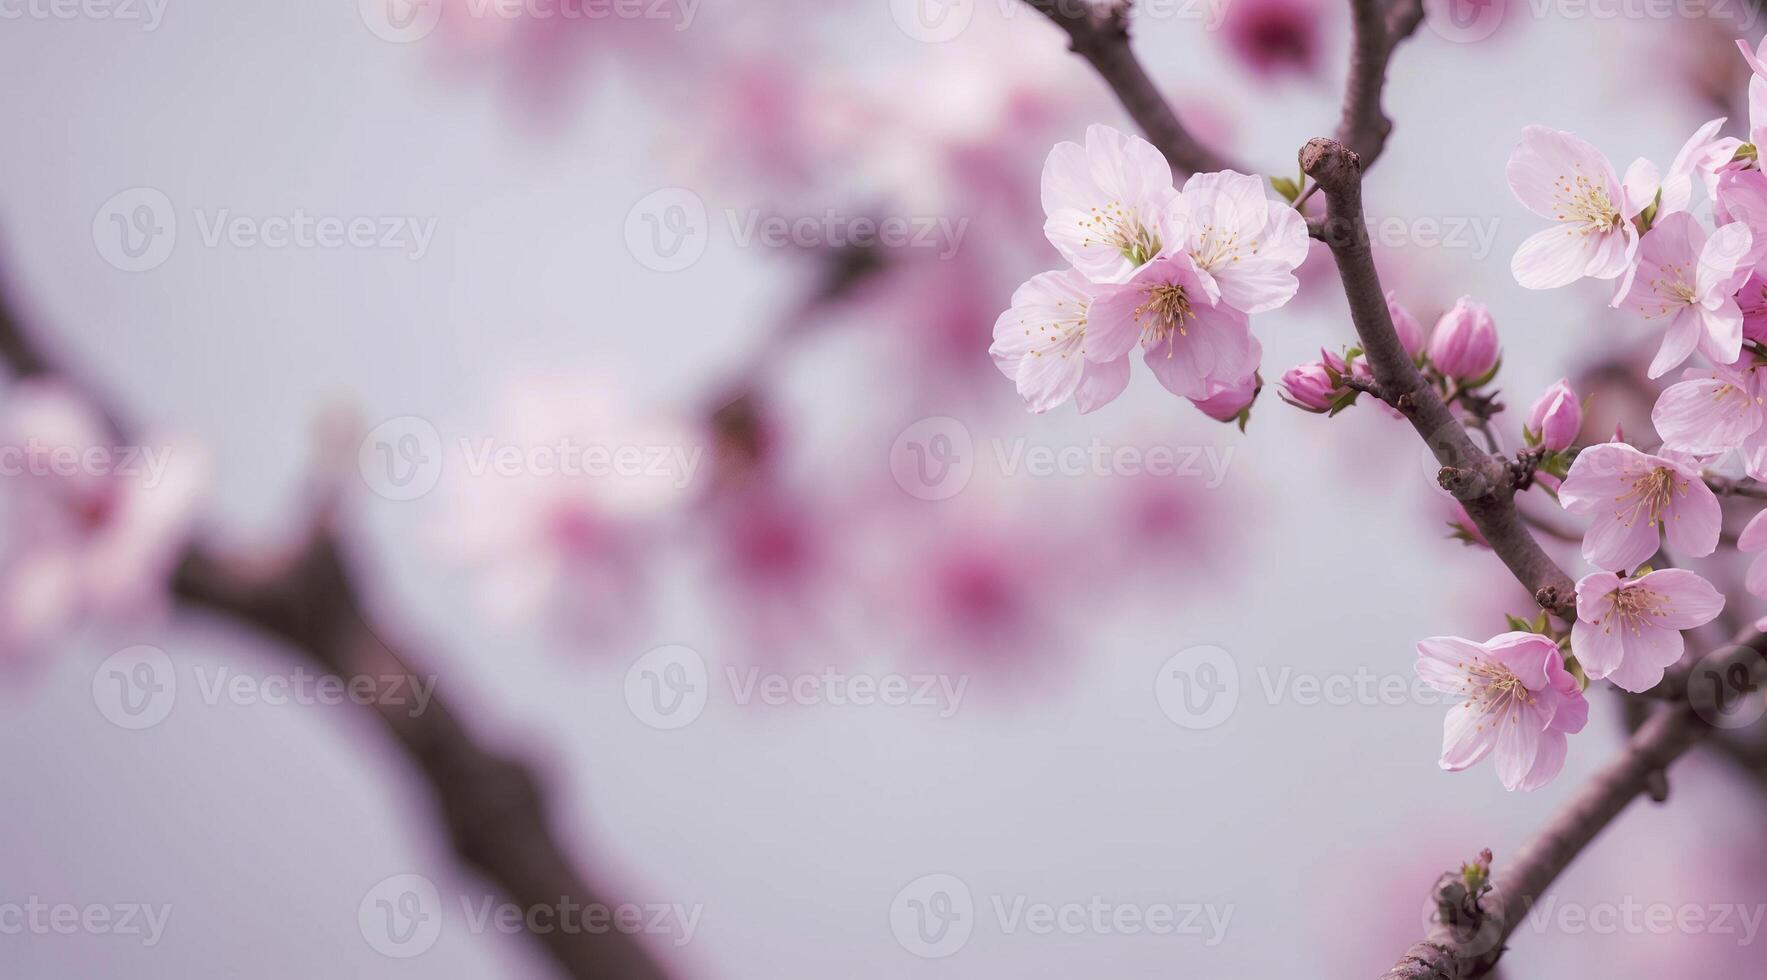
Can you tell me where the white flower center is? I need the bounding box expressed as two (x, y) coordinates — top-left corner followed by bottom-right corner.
(1080, 202), (1160, 267)
(1552, 170), (1622, 232)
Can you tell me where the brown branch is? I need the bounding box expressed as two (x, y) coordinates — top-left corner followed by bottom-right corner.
(1705, 473), (1767, 500)
(1299, 137), (1577, 619)
(1337, 0), (1426, 166)
(1020, 0), (1239, 175)
(1383, 632), (1767, 979)
(0, 288), (668, 980)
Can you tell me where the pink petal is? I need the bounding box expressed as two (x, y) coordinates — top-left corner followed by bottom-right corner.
(1662, 470), (1722, 558)
(1507, 126), (1619, 221)
(1074, 356), (1131, 415)
(1515, 730), (1568, 792)
(1492, 701), (1542, 791)
(1738, 507), (1767, 553)
(1637, 568), (1726, 630)
(1512, 225), (1602, 290)
(1651, 375), (1763, 455)
(1440, 701), (1495, 772)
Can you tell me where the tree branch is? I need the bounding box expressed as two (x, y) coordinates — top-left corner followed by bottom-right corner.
(0, 287), (668, 980)
(1337, 0), (1426, 166)
(1299, 137), (1577, 618)
(1020, 0), (1239, 175)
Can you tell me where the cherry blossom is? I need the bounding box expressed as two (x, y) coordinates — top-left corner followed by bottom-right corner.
(1415, 632), (1589, 792)
(1041, 124), (1182, 284)
(1385, 290), (1424, 359)
(1738, 508), (1767, 599)
(1557, 441), (1721, 572)
(1651, 362), (1767, 469)
(989, 267), (1129, 414)
(1570, 568), (1724, 693)
(1613, 212), (1753, 378)
(1507, 126), (1643, 291)
(1085, 254), (1260, 401)
(1174, 170), (1310, 315)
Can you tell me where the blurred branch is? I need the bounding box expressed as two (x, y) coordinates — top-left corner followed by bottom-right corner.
(1020, 0), (1240, 175)
(0, 285), (668, 980)
(1336, 0), (1425, 166)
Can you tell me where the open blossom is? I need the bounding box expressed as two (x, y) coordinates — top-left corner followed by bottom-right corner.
(0, 380), (206, 657)
(1557, 442), (1721, 572)
(1415, 632), (1589, 792)
(1621, 117), (1729, 222)
(1041, 124), (1181, 284)
(989, 268), (1129, 414)
(1571, 569), (1724, 693)
(1615, 212), (1753, 378)
(1507, 126), (1642, 291)
(1427, 297), (1499, 380)
(1086, 254), (1260, 401)
(1651, 362), (1767, 468)
(1386, 290), (1424, 359)
(1174, 170), (1309, 315)
(1527, 378), (1582, 451)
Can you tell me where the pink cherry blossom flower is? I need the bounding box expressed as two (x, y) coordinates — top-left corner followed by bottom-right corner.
(1615, 212), (1753, 378)
(1085, 254), (1261, 400)
(1415, 631), (1589, 792)
(1507, 126), (1643, 290)
(990, 268), (1130, 414)
(1190, 373), (1260, 423)
(1041, 124), (1182, 284)
(1426, 297), (1499, 380)
(1716, 170), (1767, 274)
(1385, 290), (1425, 359)
(1738, 508), (1767, 599)
(0, 379), (206, 658)
(1571, 568), (1724, 692)
(1558, 441), (1721, 572)
(1527, 378), (1582, 451)
(1651, 362), (1767, 463)
(1175, 170), (1310, 314)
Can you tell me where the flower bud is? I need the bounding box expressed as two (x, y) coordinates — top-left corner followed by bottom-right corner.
(1526, 378), (1581, 451)
(1385, 290), (1424, 359)
(1428, 297), (1499, 380)
(1192, 373), (1260, 423)
(1279, 351), (1346, 413)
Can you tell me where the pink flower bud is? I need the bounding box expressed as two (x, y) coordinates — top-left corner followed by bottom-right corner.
(1428, 296), (1499, 380)
(1385, 290), (1424, 359)
(1279, 355), (1341, 413)
(1191, 373), (1260, 423)
(1526, 378), (1581, 451)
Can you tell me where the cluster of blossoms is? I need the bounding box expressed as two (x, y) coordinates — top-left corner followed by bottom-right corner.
(996, 41), (1767, 795)
(1405, 41), (1767, 791)
(990, 125), (1309, 422)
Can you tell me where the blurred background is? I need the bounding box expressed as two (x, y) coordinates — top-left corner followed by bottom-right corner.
(1, 1), (1766, 977)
